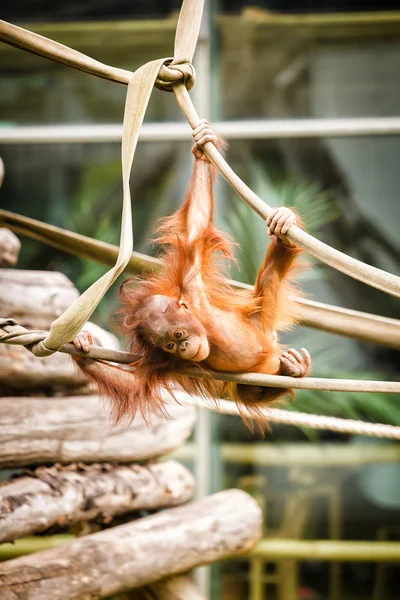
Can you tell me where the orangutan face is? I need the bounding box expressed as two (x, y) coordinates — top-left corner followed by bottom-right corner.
(139, 295), (209, 361)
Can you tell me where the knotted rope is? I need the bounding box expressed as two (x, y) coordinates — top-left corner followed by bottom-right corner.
(0, 3), (399, 437)
(0, 319), (48, 355)
(2, 318), (398, 439)
(0, 0), (205, 357)
(155, 60), (196, 92)
(2, 318), (399, 395)
(1, 9), (400, 298)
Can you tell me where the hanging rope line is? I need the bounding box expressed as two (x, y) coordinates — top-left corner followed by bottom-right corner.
(180, 397), (400, 440)
(1, 16), (400, 299)
(1, 209), (399, 349)
(1, 319), (399, 395)
(173, 84), (400, 298)
(1, 318), (398, 438)
(0, 2), (203, 355)
(0, 1), (399, 440)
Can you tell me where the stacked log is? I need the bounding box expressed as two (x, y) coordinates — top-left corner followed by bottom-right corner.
(0, 230), (262, 598)
(0, 395), (196, 467)
(0, 270), (119, 392)
(0, 460), (195, 542)
(0, 489), (261, 599)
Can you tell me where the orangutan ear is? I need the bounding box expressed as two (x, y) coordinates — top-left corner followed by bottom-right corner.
(179, 299), (189, 310)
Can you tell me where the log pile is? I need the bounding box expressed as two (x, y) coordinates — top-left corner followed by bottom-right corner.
(0, 228), (262, 599)
(0, 460), (195, 542)
(0, 489), (261, 599)
(0, 270), (120, 392)
(0, 395), (196, 467)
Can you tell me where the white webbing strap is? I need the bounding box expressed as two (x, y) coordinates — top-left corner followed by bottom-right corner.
(35, 0), (205, 355)
(38, 62), (161, 353)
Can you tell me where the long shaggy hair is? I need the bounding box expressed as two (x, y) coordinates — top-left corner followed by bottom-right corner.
(77, 160), (304, 426)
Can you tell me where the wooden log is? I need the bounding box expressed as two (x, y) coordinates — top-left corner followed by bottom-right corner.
(0, 269), (79, 330)
(0, 460), (194, 543)
(0, 268), (121, 391)
(0, 489), (262, 600)
(0, 229), (21, 266)
(0, 396), (196, 468)
(0, 320), (120, 391)
(0, 344), (88, 391)
(133, 575), (206, 600)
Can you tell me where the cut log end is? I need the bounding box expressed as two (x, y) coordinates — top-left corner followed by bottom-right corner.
(0, 228), (21, 266)
(134, 575), (206, 600)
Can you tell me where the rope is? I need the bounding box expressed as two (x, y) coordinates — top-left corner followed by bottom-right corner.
(1, 17), (400, 298)
(1, 210), (400, 349)
(2, 318), (399, 437)
(1, 319), (399, 394)
(181, 397), (400, 440)
(173, 84), (400, 298)
(0, 1), (203, 357)
(2, 319), (398, 438)
(0, 209), (161, 274)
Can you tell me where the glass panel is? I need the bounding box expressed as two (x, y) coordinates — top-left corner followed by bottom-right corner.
(218, 13), (400, 118)
(1, 5), (400, 599)
(0, 140), (193, 325)
(0, 21), (180, 124)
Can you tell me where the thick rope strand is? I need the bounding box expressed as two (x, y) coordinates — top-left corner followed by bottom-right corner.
(1, 209), (400, 349)
(1, 319), (399, 438)
(1, 320), (399, 394)
(1, 19), (400, 297)
(181, 397), (400, 440)
(173, 84), (400, 298)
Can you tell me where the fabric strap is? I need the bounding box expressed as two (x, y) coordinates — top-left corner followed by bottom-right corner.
(1, 13), (400, 299)
(21, 0), (204, 356)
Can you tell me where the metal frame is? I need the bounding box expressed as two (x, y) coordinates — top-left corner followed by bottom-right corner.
(1, 117), (400, 144)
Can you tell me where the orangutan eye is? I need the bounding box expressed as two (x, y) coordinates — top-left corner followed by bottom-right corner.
(180, 301), (189, 310)
(174, 331), (183, 339)
(165, 342), (176, 351)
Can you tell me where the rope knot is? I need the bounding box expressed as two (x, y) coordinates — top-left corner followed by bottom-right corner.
(29, 340), (56, 357)
(155, 60), (196, 92)
(0, 317), (55, 357)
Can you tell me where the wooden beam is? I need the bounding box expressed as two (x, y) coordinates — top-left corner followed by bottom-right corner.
(0, 489), (262, 599)
(0, 460), (194, 543)
(219, 10), (400, 42)
(0, 396), (196, 468)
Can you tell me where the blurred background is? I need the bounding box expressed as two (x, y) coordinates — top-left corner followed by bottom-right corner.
(0, 1), (400, 598)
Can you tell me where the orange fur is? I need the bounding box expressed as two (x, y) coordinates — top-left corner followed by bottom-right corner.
(75, 154), (305, 426)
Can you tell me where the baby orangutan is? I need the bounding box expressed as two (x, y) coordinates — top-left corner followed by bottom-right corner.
(74, 120), (311, 422)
